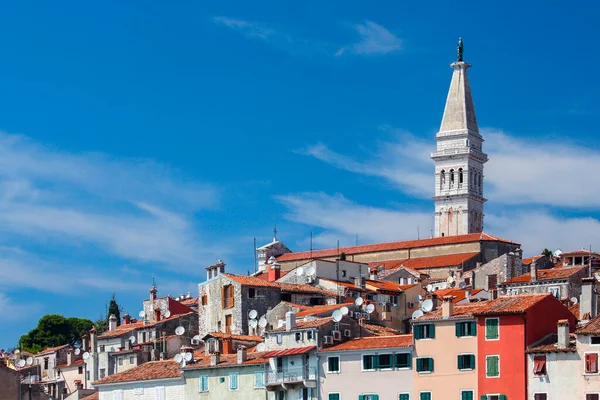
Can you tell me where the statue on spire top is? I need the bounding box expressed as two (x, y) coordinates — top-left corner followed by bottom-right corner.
(457, 37), (464, 62)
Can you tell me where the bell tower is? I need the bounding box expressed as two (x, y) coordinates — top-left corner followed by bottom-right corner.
(432, 38), (488, 237)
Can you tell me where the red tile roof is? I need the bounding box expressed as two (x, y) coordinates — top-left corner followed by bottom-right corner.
(365, 280), (408, 293)
(320, 335), (412, 352)
(183, 352), (269, 369)
(526, 333), (577, 353)
(98, 312), (196, 339)
(93, 361), (182, 385)
(501, 266), (587, 284)
(277, 233), (516, 262)
(296, 303), (349, 317)
(561, 250), (600, 257)
(416, 303), (484, 321)
(318, 278), (371, 291)
(252, 270), (291, 281)
(223, 274), (337, 296)
(204, 332), (264, 342)
(473, 293), (552, 315)
(522, 255), (544, 265)
(401, 252), (480, 270)
(570, 303), (580, 320)
(81, 393), (99, 400)
(577, 315), (600, 335)
(431, 288), (485, 304)
(179, 297), (199, 306)
(368, 259), (408, 270)
(36, 344), (69, 356)
(55, 359), (85, 369)
(262, 346), (316, 358)
(271, 318), (332, 331)
(363, 323), (403, 336)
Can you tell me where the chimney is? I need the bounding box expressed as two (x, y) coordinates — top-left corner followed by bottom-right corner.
(268, 261), (281, 282)
(442, 295), (454, 318)
(67, 349), (73, 366)
(431, 294), (438, 311)
(530, 261), (538, 282)
(154, 308), (161, 322)
(216, 260), (226, 275)
(210, 352), (220, 366)
(109, 314), (118, 331)
(237, 346), (247, 364)
(222, 338), (233, 355)
(206, 264), (215, 280)
(488, 290), (498, 301)
(89, 328), (97, 353)
(125, 338), (131, 351)
(81, 334), (88, 352)
(465, 289), (471, 302)
(150, 284), (158, 302)
(122, 314), (131, 325)
(581, 277), (597, 321)
(370, 268), (377, 281)
(285, 311), (297, 331)
(557, 320), (570, 349)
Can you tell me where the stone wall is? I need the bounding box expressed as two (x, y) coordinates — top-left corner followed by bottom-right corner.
(465, 253), (523, 289)
(0, 364), (20, 400)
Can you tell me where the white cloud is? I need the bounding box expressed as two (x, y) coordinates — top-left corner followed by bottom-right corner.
(0, 131), (224, 271)
(336, 21), (402, 56)
(212, 16), (276, 40)
(0, 293), (41, 321)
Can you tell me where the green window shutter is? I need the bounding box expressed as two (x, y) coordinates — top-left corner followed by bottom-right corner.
(420, 393), (431, 400)
(416, 358), (422, 372)
(407, 353), (412, 369)
(363, 356), (368, 370)
(486, 319), (499, 339)
(430, 324), (435, 338)
(499, 396), (507, 400)
(399, 395), (409, 400)
(373, 355), (379, 369)
(414, 326), (422, 340)
(329, 395), (340, 400)
(428, 358), (434, 372)
(372, 396), (379, 400)
(480, 396), (487, 400)
(470, 355), (476, 369)
(359, 396), (364, 400)
(456, 322), (464, 337)
(470, 321), (477, 336)
(461, 391), (473, 400)
(458, 355), (464, 370)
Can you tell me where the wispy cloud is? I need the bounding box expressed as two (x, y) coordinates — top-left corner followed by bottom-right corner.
(0, 293), (41, 321)
(212, 17), (401, 58)
(336, 21), (402, 56)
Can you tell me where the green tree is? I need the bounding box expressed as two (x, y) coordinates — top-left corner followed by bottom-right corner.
(541, 248), (553, 258)
(107, 293), (122, 327)
(339, 252), (347, 261)
(94, 317), (108, 335)
(19, 314), (93, 353)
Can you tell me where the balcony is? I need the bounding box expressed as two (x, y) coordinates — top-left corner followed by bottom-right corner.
(265, 367), (317, 390)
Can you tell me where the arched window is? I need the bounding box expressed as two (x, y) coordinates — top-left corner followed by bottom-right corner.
(449, 169), (455, 188)
(440, 170), (446, 189)
(478, 172), (483, 192)
(469, 169), (473, 188)
(458, 168), (463, 186)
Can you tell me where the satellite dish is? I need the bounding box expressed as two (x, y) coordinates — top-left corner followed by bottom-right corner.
(355, 297), (364, 306)
(340, 306), (349, 316)
(184, 352), (193, 361)
(163, 310), (171, 318)
(414, 295), (422, 303)
(14, 350), (20, 354)
(175, 326), (185, 336)
(258, 317), (267, 328)
(571, 297), (579, 304)
(249, 310), (258, 319)
(174, 354), (183, 363)
(427, 284), (433, 292)
(332, 310), (343, 322)
(553, 249), (563, 258)
(459, 281), (467, 290)
(307, 266), (316, 276)
(175, 297), (180, 301)
(74, 348), (81, 355)
(256, 343), (266, 352)
(82, 352), (90, 360)
(230, 323), (237, 332)
(412, 310), (424, 319)
(16, 359), (26, 368)
(129, 336), (136, 344)
(138, 311), (146, 319)
(365, 304), (375, 314)
(422, 299), (434, 312)
(26, 357), (33, 366)
(249, 319), (258, 328)
(296, 267), (305, 276)
(447, 276), (455, 284)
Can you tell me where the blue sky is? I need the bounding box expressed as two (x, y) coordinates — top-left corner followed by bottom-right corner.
(1, 1), (599, 348)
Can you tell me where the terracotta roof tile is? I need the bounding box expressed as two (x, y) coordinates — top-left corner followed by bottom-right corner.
(570, 303), (580, 320)
(203, 332), (264, 342)
(271, 318), (332, 331)
(93, 361), (182, 385)
(473, 293), (551, 315)
(429, 288), (485, 304)
(98, 312), (196, 339)
(55, 359), (85, 369)
(317, 278), (374, 293)
(501, 266), (587, 284)
(179, 297), (199, 306)
(223, 274), (337, 296)
(561, 250), (600, 257)
(296, 304), (348, 317)
(401, 253), (480, 270)
(277, 233), (516, 262)
(522, 255), (544, 265)
(416, 303), (484, 321)
(81, 393), (98, 400)
(363, 323), (402, 336)
(183, 352), (269, 370)
(320, 335), (412, 352)
(577, 314), (600, 335)
(526, 333), (576, 353)
(36, 344), (69, 356)
(368, 259), (408, 270)
(262, 346), (316, 358)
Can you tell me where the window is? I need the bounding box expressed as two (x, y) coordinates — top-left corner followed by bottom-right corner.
(201, 295), (208, 306)
(254, 371), (265, 388)
(534, 394), (547, 400)
(378, 354), (392, 369)
(461, 390), (473, 400)
(359, 395), (378, 400)
(328, 394), (340, 400)
(486, 355), (500, 377)
(296, 332), (303, 342)
(278, 392), (285, 400)
(450, 169), (455, 187)
(458, 168), (463, 185)
(113, 390), (123, 400)
(394, 353), (411, 369)
(328, 357), (340, 373)
(118, 357), (123, 366)
(486, 275), (497, 291)
(249, 288), (256, 298)
(485, 395), (506, 400)
(99, 368), (106, 379)
(86, 371), (90, 381)
(307, 331), (314, 341)
(586, 394), (599, 400)
(129, 356), (135, 364)
(302, 388), (312, 400)
(416, 357), (434, 373)
(78, 366), (83, 374)
(342, 270), (347, 278)
(419, 393), (431, 400)
(155, 387), (165, 400)
(142, 332), (147, 343)
(277, 334), (283, 345)
(440, 170), (446, 188)
(362, 355), (377, 371)
(485, 318), (499, 340)
(548, 286), (560, 298)
(222, 285), (234, 309)
(457, 354), (475, 370)
(586, 353), (599, 374)
(44, 358), (49, 370)
(225, 314), (233, 334)
(199, 375), (209, 392)
(229, 373), (239, 390)
(398, 394), (409, 400)
(533, 355), (546, 375)
(414, 324), (435, 339)
(592, 337), (600, 345)
(455, 321), (477, 337)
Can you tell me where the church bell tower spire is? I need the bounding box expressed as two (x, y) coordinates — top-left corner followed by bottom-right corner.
(431, 38), (488, 237)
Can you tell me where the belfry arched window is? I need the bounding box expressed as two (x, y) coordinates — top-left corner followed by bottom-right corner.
(440, 170), (446, 189)
(449, 169), (455, 188)
(458, 168), (463, 186)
